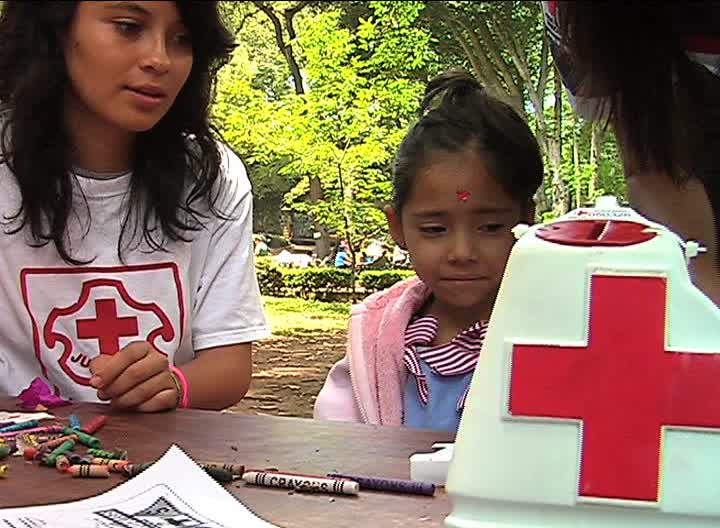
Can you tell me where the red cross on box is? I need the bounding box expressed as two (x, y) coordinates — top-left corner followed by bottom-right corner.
(509, 274), (720, 503)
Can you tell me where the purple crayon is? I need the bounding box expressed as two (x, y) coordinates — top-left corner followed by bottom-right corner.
(327, 473), (436, 496)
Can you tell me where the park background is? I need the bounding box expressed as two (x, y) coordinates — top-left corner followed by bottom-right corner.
(218, 1), (628, 418)
(0, 1), (625, 416)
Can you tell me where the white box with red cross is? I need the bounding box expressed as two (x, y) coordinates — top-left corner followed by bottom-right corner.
(445, 197), (720, 527)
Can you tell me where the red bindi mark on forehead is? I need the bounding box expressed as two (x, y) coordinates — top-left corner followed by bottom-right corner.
(456, 190), (471, 202)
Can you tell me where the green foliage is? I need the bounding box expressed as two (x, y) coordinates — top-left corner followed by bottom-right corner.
(358, 269), (416, 292)
(214, 2), (432, 254)
(255, 257), (285, 296)
(255, 258), (415, 298)
(214, 0), (628, 241)
(280, 6), (428, 257)
(284, 267), (353, 300)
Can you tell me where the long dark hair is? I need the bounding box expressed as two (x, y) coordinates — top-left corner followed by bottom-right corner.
(0, 1), (235, 264)
(556, 1), (720, 257)
(392, 68), (543, 215)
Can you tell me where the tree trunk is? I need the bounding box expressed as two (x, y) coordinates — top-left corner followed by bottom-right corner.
(254, 1), (331, 258)
(573, 114), (580, 209)
(589, 122), (603, 201)
(550, 70), (568, 216)
(309, 175), (330, 259)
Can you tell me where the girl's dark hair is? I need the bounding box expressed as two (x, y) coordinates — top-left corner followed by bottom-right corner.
(392, 68), (543, 215)
(0, 1), (235, 264)
(556, 1), (720, 255)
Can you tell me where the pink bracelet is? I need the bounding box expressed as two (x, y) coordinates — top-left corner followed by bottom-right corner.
(170, 366), (190, 409)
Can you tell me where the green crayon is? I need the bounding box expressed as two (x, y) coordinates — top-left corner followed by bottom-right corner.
(63, 428), (100, 448)
(0, 444), (10, 460)
(43, 439), (76, 466)
(199, 462), (245, 476)
(87, 448), (127, 460)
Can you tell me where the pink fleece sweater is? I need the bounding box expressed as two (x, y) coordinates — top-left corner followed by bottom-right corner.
(313, 277), (431, 425)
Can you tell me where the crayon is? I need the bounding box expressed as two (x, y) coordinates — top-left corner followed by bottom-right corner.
(0, 420), (39, 433)
(91, 458), (128, 472)
(0, 425), (64, 438)
(56, 455), (71, 472)
(87, 448), (126, 460)
(19, 433), (40, 448)
(202, 466), (236, 483)
(0, 465), (8, 478)
(82, 415), (107, 435)
(327, 473), (436, 496)
(23, 447), (38, 461)
(122, 462), (154, 477)
(42, 439), (76, 466)
(38, 434), (78, 451)
(242, 471), (359, 496)
(68, 414), (82, 431)
(68, 464), (110, 478)
(67, 453), (84, 465)
(63, 428), (100, 448)
(0, 444), (10, 460)
(198, 462), (245, 476)
(6, 439), (17, 456)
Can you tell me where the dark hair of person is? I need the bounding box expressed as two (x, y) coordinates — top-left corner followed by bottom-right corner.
(392, 68), (543, 216)
(0, 1), (235, 264)
(556, 1), (720, 256)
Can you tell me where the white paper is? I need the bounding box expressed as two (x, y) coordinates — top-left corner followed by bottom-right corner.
(0, 411), (55, 425)
(0, 444), (278, 527)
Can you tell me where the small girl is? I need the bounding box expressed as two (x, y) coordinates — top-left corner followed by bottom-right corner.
(314, 69), (543, 432)
(0, 1), (269, 411)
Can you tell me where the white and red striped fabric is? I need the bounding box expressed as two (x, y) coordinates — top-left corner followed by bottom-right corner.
(403, 315), (489, 412)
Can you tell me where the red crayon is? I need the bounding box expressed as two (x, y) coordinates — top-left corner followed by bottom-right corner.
(82, 415), (107, 435)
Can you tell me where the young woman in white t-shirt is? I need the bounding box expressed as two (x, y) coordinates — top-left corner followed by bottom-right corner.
(0, 1), (269, 411)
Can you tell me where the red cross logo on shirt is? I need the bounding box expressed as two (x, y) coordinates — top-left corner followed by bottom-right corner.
(509, 274), (720, 502)
(77, 299), (139, 355)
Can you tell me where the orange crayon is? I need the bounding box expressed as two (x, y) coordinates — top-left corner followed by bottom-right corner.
(68, 464), (110, 478)
(91, 458), (128, 472)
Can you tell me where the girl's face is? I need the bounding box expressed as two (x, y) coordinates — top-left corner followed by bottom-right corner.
(64, 1), (193, 135)
(387, 147), (529, 321)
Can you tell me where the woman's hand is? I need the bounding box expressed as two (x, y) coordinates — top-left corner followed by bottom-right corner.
(89, 341), (179, 412)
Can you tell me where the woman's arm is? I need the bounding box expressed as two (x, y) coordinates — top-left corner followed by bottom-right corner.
(181, 343), (253, 410)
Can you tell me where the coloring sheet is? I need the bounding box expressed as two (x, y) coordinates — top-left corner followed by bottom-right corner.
(0, 445), (277, 527)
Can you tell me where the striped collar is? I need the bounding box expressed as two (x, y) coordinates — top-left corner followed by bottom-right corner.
(403, 315), (489, 412)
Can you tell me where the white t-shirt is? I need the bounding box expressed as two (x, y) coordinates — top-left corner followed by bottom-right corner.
(0, 144), (270, 401)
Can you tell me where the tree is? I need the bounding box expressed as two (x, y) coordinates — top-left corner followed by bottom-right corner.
(215, 0), (627, 248)
(424, 1), (570, 214)
(280, 4), (431, 279)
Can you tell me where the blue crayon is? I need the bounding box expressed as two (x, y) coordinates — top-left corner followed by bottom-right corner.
(68, 414), (82, 431)
(0, 420), (40, 433)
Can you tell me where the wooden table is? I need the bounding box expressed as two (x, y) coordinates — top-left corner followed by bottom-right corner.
(1, 400), (454, 527)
